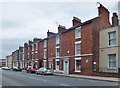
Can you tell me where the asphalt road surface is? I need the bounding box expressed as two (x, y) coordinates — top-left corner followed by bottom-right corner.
(1, 69), (119, 87)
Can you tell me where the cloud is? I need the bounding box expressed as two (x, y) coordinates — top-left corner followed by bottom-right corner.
(1, 2), (118, 58)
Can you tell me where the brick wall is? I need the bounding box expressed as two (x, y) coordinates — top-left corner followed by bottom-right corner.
(38, 40), (44, 67)
(61, 30), (75, 56)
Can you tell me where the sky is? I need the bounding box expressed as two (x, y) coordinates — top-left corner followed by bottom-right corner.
(0, 0), (119, 59)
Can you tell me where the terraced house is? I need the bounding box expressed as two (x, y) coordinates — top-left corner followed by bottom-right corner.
(99, 12), (119, 77)
(7, 4), (119, 77)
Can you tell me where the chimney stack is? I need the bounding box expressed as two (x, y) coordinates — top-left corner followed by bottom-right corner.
(58, 25), (66, 33)
(47, 30), (56, 37)
(112, 12), (119, 26)
(72, 16), (82, 26)
(98, 3), (110, 23)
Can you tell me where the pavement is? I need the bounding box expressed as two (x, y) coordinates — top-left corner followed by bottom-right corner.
(53, 73), (119, 82)
(22, 70), (119, 82)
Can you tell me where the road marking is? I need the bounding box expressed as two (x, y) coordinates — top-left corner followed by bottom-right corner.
(88, 80), (96, 82)
(0, 85), (2, 88)
(14, 73), (25, 77)
(114, 83), (118, 86)
(28, 77), (47, 82)
(60, 83), (70, 86)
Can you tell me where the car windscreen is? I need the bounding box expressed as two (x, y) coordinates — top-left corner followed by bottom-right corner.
(46, 68), (51, 70)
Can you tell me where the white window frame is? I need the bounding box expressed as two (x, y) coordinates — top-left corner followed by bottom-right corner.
(44, 40), (47, 48)
(56, 46), (60, 58)
(22, 53), (24, 60)
(75, 26), (81, 39)
(32, 44), (34, 51)
(108, 54), (116, 69)
(75, 58), (81, 72)
(56, 35), (60, 44)
(108, 31), (116, 47)
(44, 49), (47, 59)
(75, 41), (81, 56)
(36, 43), (38, 50)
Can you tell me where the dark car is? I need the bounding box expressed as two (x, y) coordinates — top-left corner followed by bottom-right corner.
(13, 67), (22, 71)
(35, 67), (53, 75)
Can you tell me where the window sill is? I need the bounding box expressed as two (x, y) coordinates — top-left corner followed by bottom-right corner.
(75, 71), (81, 72)
(108, 45), (117, 47)
(75, 54), (81, 56)
(56, 57), (60, 58)
(107, 68), (117, 70)
(75, 37), (81, 39)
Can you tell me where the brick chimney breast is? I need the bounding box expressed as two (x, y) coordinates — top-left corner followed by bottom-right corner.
(98, 3), (110, 23)
(112, 12), (119, 26)
(72, 16), (82, 26)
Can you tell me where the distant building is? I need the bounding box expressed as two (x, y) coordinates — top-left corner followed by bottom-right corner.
(12, 50), (19, 68)
(0, 59), (6, 67)
(118, 1), (120, 25)
(6, 55), (12, 68)
(18, 46), (24, 69)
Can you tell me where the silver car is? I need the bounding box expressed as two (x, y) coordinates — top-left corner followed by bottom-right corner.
(36, 67), (53, 75)
(2, 67), (10, 70)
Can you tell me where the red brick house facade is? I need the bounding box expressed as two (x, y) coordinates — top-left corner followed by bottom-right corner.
(9, 4), (119, 77)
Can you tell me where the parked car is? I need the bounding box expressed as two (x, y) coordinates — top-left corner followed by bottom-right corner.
(2, 67), (10, 70)
(26, 66), (37, 73)
(26, 66), (31, 73)
(30, 67), (37, 73)
(35, 67), (53, 75)
(13, 67), (22, 71)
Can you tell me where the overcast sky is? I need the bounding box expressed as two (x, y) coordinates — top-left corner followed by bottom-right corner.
(0, 0), (119, 59)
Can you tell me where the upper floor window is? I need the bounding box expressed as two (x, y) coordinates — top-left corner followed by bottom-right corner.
(75, 41), (81, 56)
(32, 44), (34, 51)
(56, 47), (60, 58)
(44, 49), (47, 59)
(75, 27), (81, 39)
(44, 40), (47, 48)
(22, 53), (24, 60)
(56, 35), (60, 44)
(108, 31), (116, 46)
(23, 48), (24, 53)
(36, 43), (38, 50)
(108, 54), (116, 69)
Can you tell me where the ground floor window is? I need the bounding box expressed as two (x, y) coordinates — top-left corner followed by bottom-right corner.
(75, 59), (81, 72)
(44, 62), (46, 68)
(108, 54), (116, 69)
(56, 61), (59, 70)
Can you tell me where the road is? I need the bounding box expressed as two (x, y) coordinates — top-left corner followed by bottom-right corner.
(1, 69), (119, 87)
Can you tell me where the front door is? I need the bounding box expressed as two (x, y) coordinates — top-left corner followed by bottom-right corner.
(49, 62), (53, 69)
(64, 60), (69, 74)
(56, 61), (59, 71)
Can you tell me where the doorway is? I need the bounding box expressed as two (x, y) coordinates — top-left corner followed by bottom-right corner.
(63, 59), (69, 74)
